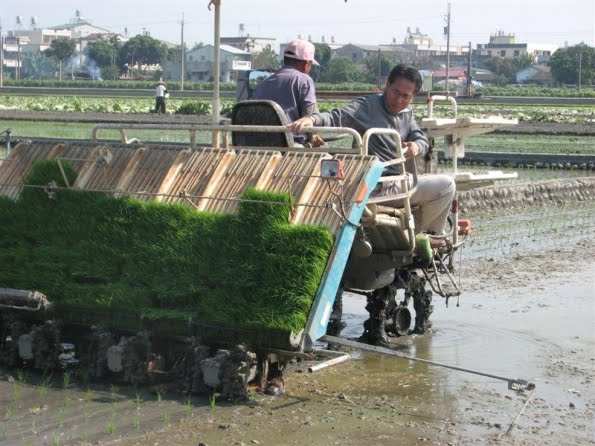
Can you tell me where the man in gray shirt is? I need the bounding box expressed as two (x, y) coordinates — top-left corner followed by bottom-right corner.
(290, 64), (455, 234)
(292, 64), (455, 345)
(253, 39), (323, 146)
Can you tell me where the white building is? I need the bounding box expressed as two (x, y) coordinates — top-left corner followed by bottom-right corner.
(477, 31), (558, 63)
(164, 44), (252, 82)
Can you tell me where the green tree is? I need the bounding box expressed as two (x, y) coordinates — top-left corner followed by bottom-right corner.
(253, 45), (278, 69)
(484, 54), (533, 85)
(44, 38), (76, 80)
(87, 39), (120, 71)
(549, 43), (594, 86)
(313, 43), (332, 67)
(362, 54), (394, 84)
(21, 50), (58, 79)
(118, 34), (168, 77)
(320, 57), (363, 83)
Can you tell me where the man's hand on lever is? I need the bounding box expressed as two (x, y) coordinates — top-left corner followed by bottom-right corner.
(402, 141), (420, 159)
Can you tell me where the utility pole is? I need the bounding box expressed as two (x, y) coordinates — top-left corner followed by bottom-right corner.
(466, 41), (472, 97)
(578, 52), (582, 91)
(377, 48), (381, 90)
(0, 24), (4, 87)
(444, 2), (451, 93)
(179, 13), (185, 91)
(16, 37), (21, 81)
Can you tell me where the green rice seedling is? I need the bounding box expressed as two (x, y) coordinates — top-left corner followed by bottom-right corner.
(38, 385), (48, 405)
(184, 398), (192, 416)
(16, 369), (26, 384)
(247, 389), (257, 404)
(22, 438), (32, 446)
(2, 424), (7, 441)
(82, 432), (89, 442)
(162, 409), (170, 424)
(135, 393), (143, 410)
(132, 416), (140, 429)
(12, 384), (20, 404)
(62, 372), (70, 389)
(52, 434), (61, 446)
(84, 387), (94, 403)
(56, 408), (64, 427)
(6, 407), (13, 420)
(110, 384), (119, 398)
(156, 388), (162, 403)
(209, 392), (217, 411)
(106, 420), (115, 435)
(38, 372), (53, 405)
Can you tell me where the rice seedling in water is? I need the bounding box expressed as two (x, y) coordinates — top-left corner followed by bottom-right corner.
(156, 389), (162, 403)
(132, 416), (141, 429)
(209, 392), (217, 411)
(184, 398), (192, 416)
(22, 438), (33, 446)
(38, 384), (48, 406)
(62, 372), (70, 389)
(135, 393), (143, 410)
(1, 424), (7, 441)
(106, 420), (115, 435)
(110, 384), (119, 398)
(37, 372), (53, 406)
(162, 409), (170, 424)
(84, 387), (94, 403)
(6, 407), (13, 420)
(56, 408), (64, 427)
(12, 383), (20, 404)
(52, 434), (61, 446)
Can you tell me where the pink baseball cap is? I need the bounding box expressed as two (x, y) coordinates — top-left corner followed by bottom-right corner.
(284, 39), (319, 66)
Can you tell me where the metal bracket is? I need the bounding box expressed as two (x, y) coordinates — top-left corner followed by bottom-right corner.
(43, 180), (58, 199)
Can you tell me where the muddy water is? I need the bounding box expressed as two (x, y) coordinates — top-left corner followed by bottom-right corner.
(341, 271), (595, 444)
(2, 260), (591, 446)
(1, 231), (593, 446)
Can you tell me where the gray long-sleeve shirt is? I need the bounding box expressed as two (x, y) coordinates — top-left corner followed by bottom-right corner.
(310, 93), (428, 174)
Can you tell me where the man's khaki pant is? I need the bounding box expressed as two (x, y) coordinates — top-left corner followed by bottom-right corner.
(371, 174), (456, 234)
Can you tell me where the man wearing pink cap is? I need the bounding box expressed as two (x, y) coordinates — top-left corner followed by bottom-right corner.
(253, 39), (322, 146)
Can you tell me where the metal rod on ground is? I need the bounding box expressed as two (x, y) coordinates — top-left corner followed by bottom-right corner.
(499, 388), (536, 439)
(308, 351), (351, 373)
(322, 335), (535, 391)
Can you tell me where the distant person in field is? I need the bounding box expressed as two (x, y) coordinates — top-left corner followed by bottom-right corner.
(252, 39), (324, 147)
(155, 81), (168, 114)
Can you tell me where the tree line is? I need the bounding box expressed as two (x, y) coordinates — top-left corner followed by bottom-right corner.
(17, 35), (595, 87)
(20, 34), (169, 81)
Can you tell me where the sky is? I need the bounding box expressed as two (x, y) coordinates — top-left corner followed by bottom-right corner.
(2, 0), (594, 50)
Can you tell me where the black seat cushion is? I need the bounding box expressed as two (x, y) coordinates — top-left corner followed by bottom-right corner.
(231, 100), (293, 148)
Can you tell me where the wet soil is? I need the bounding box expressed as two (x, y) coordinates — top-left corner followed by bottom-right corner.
(1, 242), (593, 446)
